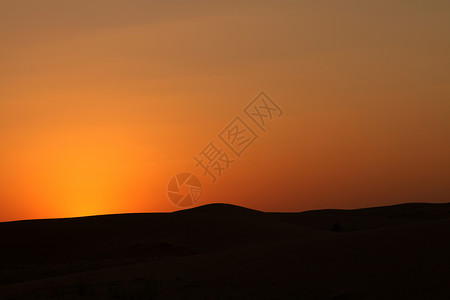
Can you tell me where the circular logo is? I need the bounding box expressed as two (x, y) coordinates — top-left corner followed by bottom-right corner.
(167, 173), (202, 208)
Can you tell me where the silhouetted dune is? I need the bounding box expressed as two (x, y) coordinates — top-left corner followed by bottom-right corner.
(175, 202), (262, 215)
(270, 202), (450, 232)
(0, 202), (449, 299)
(0, 203), (320, 265)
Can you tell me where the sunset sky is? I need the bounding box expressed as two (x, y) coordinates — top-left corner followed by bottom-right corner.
(1, 0), (449, 221)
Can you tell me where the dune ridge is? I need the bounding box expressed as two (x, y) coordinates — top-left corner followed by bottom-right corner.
(0, 202), (449, 299)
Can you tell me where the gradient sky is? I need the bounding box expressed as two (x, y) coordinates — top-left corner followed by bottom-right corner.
(1, 0), (449, 221)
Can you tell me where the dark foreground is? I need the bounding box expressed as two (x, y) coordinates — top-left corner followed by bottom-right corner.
(0, 202), (449, 299)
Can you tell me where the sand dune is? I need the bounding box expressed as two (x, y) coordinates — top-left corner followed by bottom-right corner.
(0, 202), (449, 299)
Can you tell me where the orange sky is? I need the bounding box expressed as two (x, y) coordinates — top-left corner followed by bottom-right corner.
(1, 0), (449, 221)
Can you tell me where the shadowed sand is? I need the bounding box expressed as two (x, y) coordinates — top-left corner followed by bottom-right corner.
(0, 202), (449, 299)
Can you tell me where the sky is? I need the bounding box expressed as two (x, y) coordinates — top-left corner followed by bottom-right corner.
(0, 0), (449, 221)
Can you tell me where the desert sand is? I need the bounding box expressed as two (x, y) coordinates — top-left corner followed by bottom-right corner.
(0, 202), (449, 299)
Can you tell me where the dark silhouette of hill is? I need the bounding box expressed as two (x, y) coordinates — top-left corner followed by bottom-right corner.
(270, 202), (450, 232)
(176, 202), (262, 215)
(0, 202), (449, 299)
